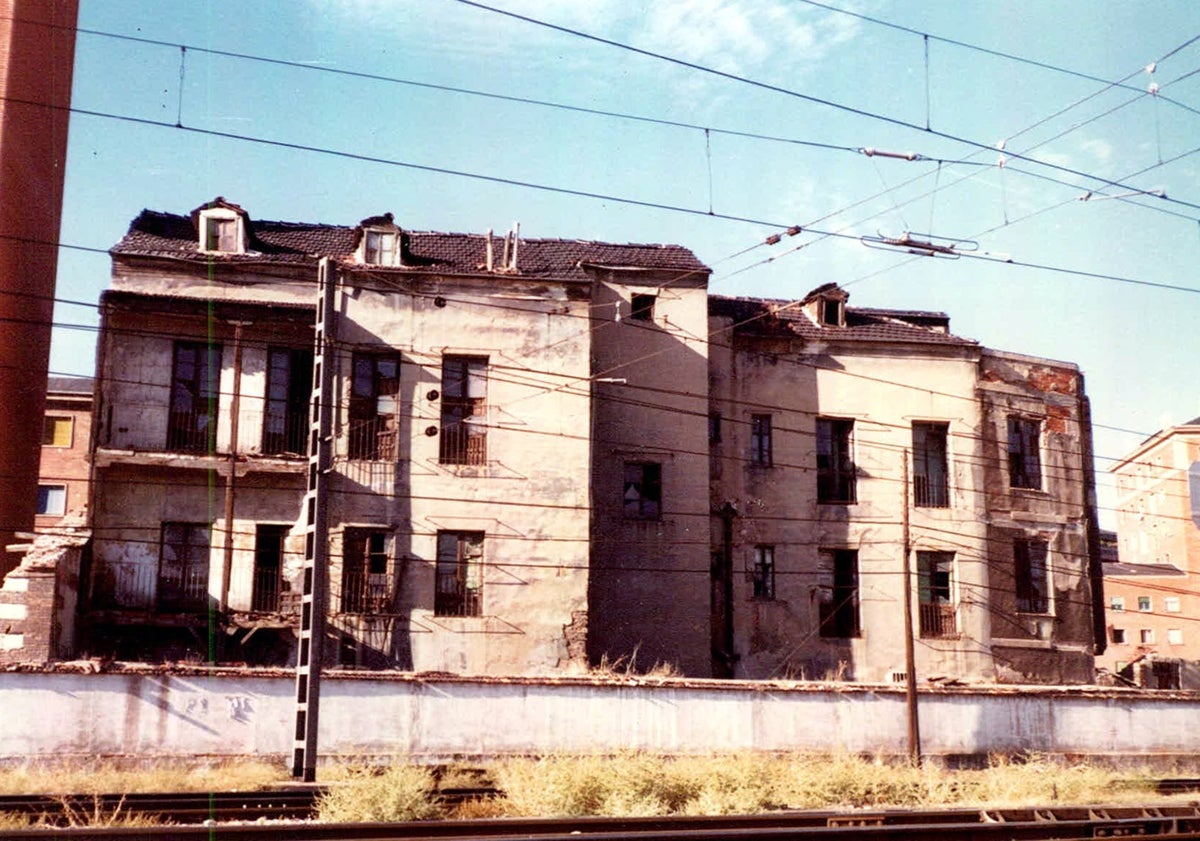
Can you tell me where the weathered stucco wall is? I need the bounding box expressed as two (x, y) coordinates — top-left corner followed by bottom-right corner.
(1, 670), (1197, 763)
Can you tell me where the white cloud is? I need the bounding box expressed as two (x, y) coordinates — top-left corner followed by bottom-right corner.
(1080, 137), (1113, 165)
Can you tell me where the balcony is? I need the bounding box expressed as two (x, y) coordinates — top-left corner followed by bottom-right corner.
(913, 474), (950, 508)
(919, 602), (958, 638)
(166, 407), (218, 453)
(91, 559), (209, 614)
(337, 569), (394, 615)
(347, 416), (397, 462)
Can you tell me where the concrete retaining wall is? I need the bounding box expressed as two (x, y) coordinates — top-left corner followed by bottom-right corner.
(0, 670), (1192, 763)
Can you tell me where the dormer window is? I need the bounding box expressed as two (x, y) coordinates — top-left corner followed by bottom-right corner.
(356, 213), (403, 267)
(194, 198), (249, 255)
(364, 229), (398, 266)
(820, 298), (843, 327)
(205, 217), (238, 252)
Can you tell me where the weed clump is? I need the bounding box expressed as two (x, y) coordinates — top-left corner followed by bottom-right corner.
(316, 764), (441, 823)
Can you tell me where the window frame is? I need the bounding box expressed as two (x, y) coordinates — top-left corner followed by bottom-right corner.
(439, 355), (489, 466)
(434, 530), (484, 617)
(1164, 596), (1181, 613)
(1013, 537), (1050, 614)
(917, 550), (957, 638)
(1168, 628), (1184, 645)
(1110, 595), (1125, 612)
(341, 528), (392, 614)
(623, 461), (662, 520)
(912, 421), (950, 507)
(818, 548), (860, 638)
(1138, 595), (1152, 612)
(167, 340), (223, 453)
(36, 484), (67, 516)
(1140, 628), (1155, 644)
(348, 353), (400, 461)
(263, 347), (314, 456)
(749, 413), (773, 467)
(198, 210), (244, 254)
(1007, 415), (1043, 490)
(751, 545), (775, 600)
(1111, 627), (1126, 644)
(816, 418), (856, 504)
(363, 228), (399, 266)
(630, 293), (656, 322)
(42, 415), (74, 448)
(158, 522), (211, 613)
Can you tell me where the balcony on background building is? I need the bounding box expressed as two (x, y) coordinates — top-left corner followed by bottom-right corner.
(919, 602), (958, 638)
(90, 559), (209, 614)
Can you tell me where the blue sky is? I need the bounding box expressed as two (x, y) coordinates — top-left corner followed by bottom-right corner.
(56, 1), (1200, 525)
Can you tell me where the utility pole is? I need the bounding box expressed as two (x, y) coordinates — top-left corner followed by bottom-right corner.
(901, 448), (921, 765)
(292, 258), (337, 781)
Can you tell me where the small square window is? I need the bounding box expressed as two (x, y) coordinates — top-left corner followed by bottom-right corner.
(1138, 596), (1152, 612)
(43, 415), (73, 447)
(1168, 628), (1183, 645)
(820, 297), (843, 326)
(1110, 596), (1124, 612)
(1111, 628), (1126, 644)
(1140, 628), (1155, 644)
(630, 294), (655, 321)
(1164, 596), (1181, 613)
(36, 484), (66, 516)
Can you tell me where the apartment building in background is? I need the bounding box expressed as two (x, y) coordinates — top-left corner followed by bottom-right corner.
(1101, 419), (1200, 688)
(1, 199), (1104, 684)
(36, 376), (94, 530)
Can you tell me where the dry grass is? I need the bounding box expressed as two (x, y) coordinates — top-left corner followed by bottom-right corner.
(488, 752), (1170, 818)
(316, 764), (442, 823)
(0, 759), (286, 796)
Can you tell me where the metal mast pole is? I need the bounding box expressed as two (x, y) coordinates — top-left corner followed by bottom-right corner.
(901, 448), (921, 765)
(292, 258), (338, 781)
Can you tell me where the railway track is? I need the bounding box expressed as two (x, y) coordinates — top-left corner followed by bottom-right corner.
(4, 780), (1200, 838)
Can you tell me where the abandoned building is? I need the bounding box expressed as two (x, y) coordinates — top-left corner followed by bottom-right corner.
(0, 198), (1105, 684)
(1099, 418), (1200, 688)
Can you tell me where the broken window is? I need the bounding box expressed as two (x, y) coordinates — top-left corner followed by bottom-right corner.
(816, 418), (856, 503)
(435, 531), (483, 617)
(204, 216), (239, 252)
(159, 522), (211, 612)
(348, 353), (400, 460)
(43, 415), (73, 447)
(341, 529), (391, 614)
(818, 549), (860, 637)
(1149, 659), (1181, 689)
(364, 229), (398, 265)
(263, 347), (313, 456)
(1007, 416), (1042, 489)
(917, 551), (956, 638)
(1013, 537), (1049, 613)
(623, 462), (662, 519)
(252, 524), (288, 612)
(630, 293), (655, 321)
(750, 414), (773, 467)
(912, 422), (950, 507)
(167, 341), (222, 453)
(440, 355), (488, 466)
(36, 484), (66, 516)
(752, 545), (775, 599)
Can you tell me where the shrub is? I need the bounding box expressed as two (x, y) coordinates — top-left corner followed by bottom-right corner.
(316, 763), (440, 823)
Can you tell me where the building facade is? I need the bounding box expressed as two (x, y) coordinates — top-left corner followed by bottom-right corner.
(1101, 419), (1200, 688)
(7, 199), (1105, 684)
(36, 377), (93, 530)
(706, 286), (1103, 684)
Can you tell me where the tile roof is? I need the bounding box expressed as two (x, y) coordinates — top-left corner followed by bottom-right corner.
(709, 294), (976, 347)
(112, 209), (710, 280)
(1103, 561), (1187, 578)
(46, 375), (93, 394)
